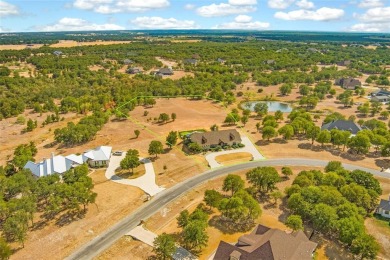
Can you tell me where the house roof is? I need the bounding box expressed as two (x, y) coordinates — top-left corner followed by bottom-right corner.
(321, 120), (362, 135)
(183, 58), (197, 64)
(372, 96), (389, 101)
(371, 89), (390, 96)
(158, 68), (173, 75)
(335, 78), (361, 89)
(84, 146), (112, 161)
(190, 129), (241, 147)
(213, 224), (317, 260)
(53, 51), (62, 55)
(378, 199), (390, 211)
(24, 146), (112, 177)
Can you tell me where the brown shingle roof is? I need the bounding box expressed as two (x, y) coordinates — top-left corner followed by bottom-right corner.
(190, 129), (242, 147)
(213, 225), (317, 260)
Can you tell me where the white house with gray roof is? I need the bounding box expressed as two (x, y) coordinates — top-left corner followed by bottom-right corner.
(377, 196), (390, 219)
(24, 146), (112, 177)
(321, 120), (363, 136)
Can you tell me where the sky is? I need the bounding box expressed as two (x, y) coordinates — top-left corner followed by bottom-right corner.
(0, 0), (389, 33)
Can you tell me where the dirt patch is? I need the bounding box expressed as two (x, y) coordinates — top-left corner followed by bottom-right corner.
(0, 44), (44, 50)
(155, 56), (177, 68)
(88, 65), (107, 72)
(49, 40), (132, 48)
(215, 152), (253, 165)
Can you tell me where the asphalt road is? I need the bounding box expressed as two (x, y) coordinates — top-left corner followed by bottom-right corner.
(66, 158), (389, 260)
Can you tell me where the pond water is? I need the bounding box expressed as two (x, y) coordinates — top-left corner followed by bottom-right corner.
(241, 101), (293, 113)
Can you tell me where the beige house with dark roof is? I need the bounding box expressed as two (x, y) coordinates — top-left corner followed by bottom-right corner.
(189, 129), (242, 149)
(213, 225), (317, 260)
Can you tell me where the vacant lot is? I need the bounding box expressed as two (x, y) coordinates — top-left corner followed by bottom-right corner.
(0, 44), (44, 50)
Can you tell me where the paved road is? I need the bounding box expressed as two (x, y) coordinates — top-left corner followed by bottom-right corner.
(66, 158), (389, 260)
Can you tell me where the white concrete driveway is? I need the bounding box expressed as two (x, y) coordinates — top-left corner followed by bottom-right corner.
(205, 136), (264, 168)
(126, 226), (157, 247)
(105, 154), (165, 196)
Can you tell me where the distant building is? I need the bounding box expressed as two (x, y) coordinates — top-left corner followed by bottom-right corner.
(213, 224), (317, 260)
(183, 58), (198, 65)
(189, 129), (241, 149)
(335, 78), (361, 90)
(53, 51), (63, 56)
(24, 146), (112, 177)
(264, 60), (275, 65)
(123, 59), (134, 65)
(158, 67), (174, 75)
(216, 58), (225, 63)
(321, 120), (363, 135)
(377, 196), (390, 219)
(337, 60), (351, 66)
(371, 95), (389, 103)
(126, 67), (142, 74)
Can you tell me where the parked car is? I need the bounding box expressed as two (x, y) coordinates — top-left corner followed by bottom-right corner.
(113, 151), (123, 156)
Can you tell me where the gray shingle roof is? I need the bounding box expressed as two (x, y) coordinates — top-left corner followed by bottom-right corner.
(378, 199), (390, 211)
(321, 120), (362, 135)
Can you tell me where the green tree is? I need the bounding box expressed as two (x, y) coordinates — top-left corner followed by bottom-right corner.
(222, 174), (244, 196)
(188, 142), (202, 154)
(274, 110), (284, 122)
(246, 167), (280, 194)
(166, 131), (178, 148)
(282, 167), (293, 179)
(241, 115), (249, 126)
(311, 203), (338, 234)
(177, 210), (190, 228)
(306, 126), (321, 145)
(3, 211), (29, 247)
(149, 140), (164, 158)
(279, 83), (293, 96)
(325, 161), (343, 172)
(159, 113), (170, 124)
(254, 102), (268, 117)
(153, 233), (176, 260)
(270, 190), (283, 205)
(171, 113), (177, 121)
(262, 126), (277, 141)
(204, 190), (223, 209)
(26, 119), (35, 132)
(348, 134), (371, 154)
(316, 130), (331, 148)
(285, 215), (304, 231)
(183, 221), (208, 250)
(337, 217), (364, 245)
(134, 129), (140, 138)
(120, 149), (140, 174)
(0, 237), (11, 260)
(351, 234), (379, 260)
(278, 125), (294, 140)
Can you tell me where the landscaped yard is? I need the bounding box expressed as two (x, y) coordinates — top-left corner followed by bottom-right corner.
(215, 152), (253, 165)
(115, 164), (146, 179)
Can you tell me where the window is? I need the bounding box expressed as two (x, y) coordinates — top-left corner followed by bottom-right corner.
(385, 210), (389, 215)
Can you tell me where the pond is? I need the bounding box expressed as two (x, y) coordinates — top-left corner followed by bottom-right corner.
(241, 101), (293, 113)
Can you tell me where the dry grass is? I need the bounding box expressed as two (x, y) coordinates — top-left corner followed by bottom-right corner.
(215, 152), (253, 165)
(115, 165), (146, 179)
(49, 40), (132, 48)
(0, 44), (43, 50)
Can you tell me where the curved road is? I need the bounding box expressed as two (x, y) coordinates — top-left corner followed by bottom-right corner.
(66, 158), (389, 260)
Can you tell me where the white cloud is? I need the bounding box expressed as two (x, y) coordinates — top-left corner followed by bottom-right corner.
(275, 7), (345, 21)
(131, 16), (197, 29)
(37, 17), (125, 31)
(0, 1), (20, 17)
(228, 0), (257, 5)
(196, 3), (256, 17)
(214, 15), (269, 29)
(357, 7), (390, 22)
(349, 6), (390, 32)
(184, 4), (196, 10)
(73, 0), (169, 13)
(235, 15), (253, 23)
(296, 0), (315, 9)
(349, 22), (390, 32)
(358, 0), (384, 8)
(268, 0), (295, 9)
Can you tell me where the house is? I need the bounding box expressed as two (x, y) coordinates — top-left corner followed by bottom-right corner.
(24, 153), (86, 178)
(158, 67), (174, 75)
(377, 196), (390, 219)
(337, 60), (351, 66)
(189, 129), (242, 149)
(335, 78), (361, 90)
(183, 58), (198, 65)
(53, 51), (63, 56)
(213, 224), (317, 260)
(371, 95), (389, 103)
(126, 67), (142, 74)
(264, 60), (275, 65)
(321, 120), (363, 135)
(24, 146), (112, 177)
(371, 89), (390, 97)
(83, 146), (112, 167)
(123, 59), (133, 65)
